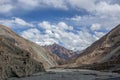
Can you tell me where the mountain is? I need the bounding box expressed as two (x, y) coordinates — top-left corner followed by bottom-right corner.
(0, 24), (57, 79)
(43, 43), (79, 65)
(0, 35), (45, 80)
(69, 24), (120, 72)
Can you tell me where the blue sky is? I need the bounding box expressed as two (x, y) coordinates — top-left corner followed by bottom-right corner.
(0, 0), (120, 51)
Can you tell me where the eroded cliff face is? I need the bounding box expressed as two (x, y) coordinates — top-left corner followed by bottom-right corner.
(72, 24), (120, 72)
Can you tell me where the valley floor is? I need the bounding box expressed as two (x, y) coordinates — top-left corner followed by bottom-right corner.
(9, 69), (120, 80)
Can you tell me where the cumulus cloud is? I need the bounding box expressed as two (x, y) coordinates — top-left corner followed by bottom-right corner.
(0, 4), (14, 14)
(0, 17), (34, 28)
(93, 31), (105, 40)
(20, 21), (104, 51)
(0, 0), (14, 14)
(68, 0), (96, 11)
(38, 21), (53, 30)
(66, 0), (120, 18)
(66, 15), (81, 22)
(0, 0), (120, 19)
(21, 28), (58, 46)
(38, 0), (68, 9)
(13, 17), (34, 27)
(38, 21), (73, 31)
(66, 14), (120, 32)
(95, 1), (120, 17)
(0, 0), (68, 14)
(0, 16), (107, 51)
(0, 0), (119, 51)
(18, 0), (39, 8)
(90, 23), (101, 31)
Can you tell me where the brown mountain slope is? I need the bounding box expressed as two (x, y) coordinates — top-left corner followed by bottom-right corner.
(0, 24), (60, 79)
(0, 26), (45, 79)
(43, 43), (78, 65)
(0, 24), (57, 69)
(70, 24), (120, 72)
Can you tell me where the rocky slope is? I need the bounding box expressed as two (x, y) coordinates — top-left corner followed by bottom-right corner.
(43, 43), (78, 65)
(0, 24), (58, 79)
(0, 24), (57, 69)
(70, 24), (120, 72)
(0, 35), (45, 80)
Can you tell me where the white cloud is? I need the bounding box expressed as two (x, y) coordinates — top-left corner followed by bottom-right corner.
(0, 0), (120, 19)
(57, 22), (73, 30)
(0, 0), (68, 14)
(17, 0), (68, 10)
(67, 15), (81, 22)
(93, 31), (105, 40)
(66, 0), (120, 18)
(39, 0), (68, 9)
(18, 0), (39, 10)
(0, 17), (34, 28)
(95, 1), (120, 17)
(68, 0), (120, 21)
(0, 4), (14, 14)
(21, 28), (41, 42)
(38, 21), (73, 31)
(18, 0), (39, 7)
(0, 0), (14, 14)
(13, 17), (34, 27)
(21, 28), (58, 46)
(0, 0), (119, 51)
(21, 21), (104, 51)
(38, 21), (53, 30)
(90, 23), (101, 31)
(0, 17), (107, 51)
(66, 14), (120, 32)
(67, 0), (96, 11)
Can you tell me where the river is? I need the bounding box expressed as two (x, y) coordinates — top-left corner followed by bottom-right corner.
(9, 69), (120, 80)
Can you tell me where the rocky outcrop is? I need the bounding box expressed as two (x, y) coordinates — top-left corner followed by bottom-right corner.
(0, 35), (45, 80)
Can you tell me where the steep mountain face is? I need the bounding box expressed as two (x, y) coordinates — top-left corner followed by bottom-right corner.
(0, 35), (45, 80)
(0, 24), (59, 79)
(72, 24), (120, 72)
(0, 25), (57, 69)
(43, 43), (78, 65)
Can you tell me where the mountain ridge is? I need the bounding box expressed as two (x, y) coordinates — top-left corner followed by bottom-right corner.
(0, 24), (60, 79)
(65, 24), (120, 73)
(43, 43), (80, 65)
(0, 24), (58, 68)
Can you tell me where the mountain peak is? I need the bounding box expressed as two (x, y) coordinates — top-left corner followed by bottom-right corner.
(43, 43), (79, 65)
